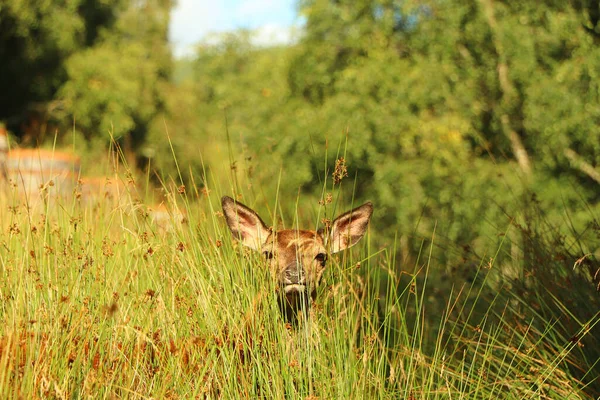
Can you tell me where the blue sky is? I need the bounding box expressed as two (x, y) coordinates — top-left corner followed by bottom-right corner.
(169, 0), (300, 57)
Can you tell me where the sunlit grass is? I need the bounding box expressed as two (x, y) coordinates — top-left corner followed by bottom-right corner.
(0, 156), (597, 399)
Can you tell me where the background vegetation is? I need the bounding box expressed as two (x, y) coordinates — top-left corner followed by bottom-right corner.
(0, 0), (599, 397)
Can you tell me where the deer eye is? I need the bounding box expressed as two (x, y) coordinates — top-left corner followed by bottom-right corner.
(264, 251), (273, 260)
(315, 253), (327, 266)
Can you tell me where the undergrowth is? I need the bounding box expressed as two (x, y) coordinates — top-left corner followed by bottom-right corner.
(0, 151), (598, 399)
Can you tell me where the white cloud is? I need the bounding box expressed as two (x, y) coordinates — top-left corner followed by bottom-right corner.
(236, 0), (289, 21)
(169, 1), (231, 54)
(169, 0), (300, 58)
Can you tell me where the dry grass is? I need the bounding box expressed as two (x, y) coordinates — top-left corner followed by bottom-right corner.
(0, 173), (597, 399)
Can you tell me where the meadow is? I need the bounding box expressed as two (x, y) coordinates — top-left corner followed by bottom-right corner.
(0, 147), (598, 400)
(3, 1), (600, 397)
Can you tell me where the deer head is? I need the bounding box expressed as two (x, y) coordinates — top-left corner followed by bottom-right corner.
(221, 196), (373, 317)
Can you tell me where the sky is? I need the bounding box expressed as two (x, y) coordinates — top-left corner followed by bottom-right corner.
(169, 0), (300, 57)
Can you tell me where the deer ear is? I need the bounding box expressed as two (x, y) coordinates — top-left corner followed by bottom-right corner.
(328, 202), (373, 253)
(222, 196), (271, 250)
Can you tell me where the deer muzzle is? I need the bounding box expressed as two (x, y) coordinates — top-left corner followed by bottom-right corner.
(281, 262), (307, 294)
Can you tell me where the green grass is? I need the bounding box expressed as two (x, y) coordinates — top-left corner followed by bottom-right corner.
(0, 164), (598, 399)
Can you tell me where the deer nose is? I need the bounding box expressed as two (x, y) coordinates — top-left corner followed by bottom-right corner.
(282, 263), (305, 285)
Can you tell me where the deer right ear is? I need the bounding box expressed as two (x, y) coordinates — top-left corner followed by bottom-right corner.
(221, 196), (271, 251)
(328, 202), (373, 253)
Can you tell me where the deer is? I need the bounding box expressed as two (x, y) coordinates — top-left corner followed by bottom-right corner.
(221, 196), (373, 320)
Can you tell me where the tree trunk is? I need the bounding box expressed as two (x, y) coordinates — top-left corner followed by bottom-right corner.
(479, 0), (532, 177)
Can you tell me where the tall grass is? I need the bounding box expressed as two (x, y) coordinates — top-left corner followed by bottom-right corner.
(0, 152), (598, 399)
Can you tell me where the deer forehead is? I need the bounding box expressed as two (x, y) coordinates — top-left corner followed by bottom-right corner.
(268, 230), (325, 255)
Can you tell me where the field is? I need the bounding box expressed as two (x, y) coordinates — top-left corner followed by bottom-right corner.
(0, 152), (598, 400)
(4, 1), (600, 398)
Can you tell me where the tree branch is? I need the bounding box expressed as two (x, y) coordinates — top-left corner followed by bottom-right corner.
(564, 148), (600, 185)
(479, 0), (532, 176)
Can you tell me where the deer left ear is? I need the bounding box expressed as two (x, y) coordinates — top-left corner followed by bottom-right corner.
(222, 196), (271, 251)
(328, 202), (373, 253)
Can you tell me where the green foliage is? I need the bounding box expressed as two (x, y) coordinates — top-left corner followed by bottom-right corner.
(0, 0), (172, 157)
(2, 0), (600, 395)
(60, 40), (165, 143)
(182, 0), (600, 265)
(0, 0), (85, 119)
(177, 7), (600, 395)
(59, 0), (172, 153)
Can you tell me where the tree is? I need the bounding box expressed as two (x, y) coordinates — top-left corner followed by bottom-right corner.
(0, 0), (173, 165)
(59, 0), (173, 158)
(0, 0), (122, 140)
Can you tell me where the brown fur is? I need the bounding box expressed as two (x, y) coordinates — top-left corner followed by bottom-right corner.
(263, 229), (327, 296)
